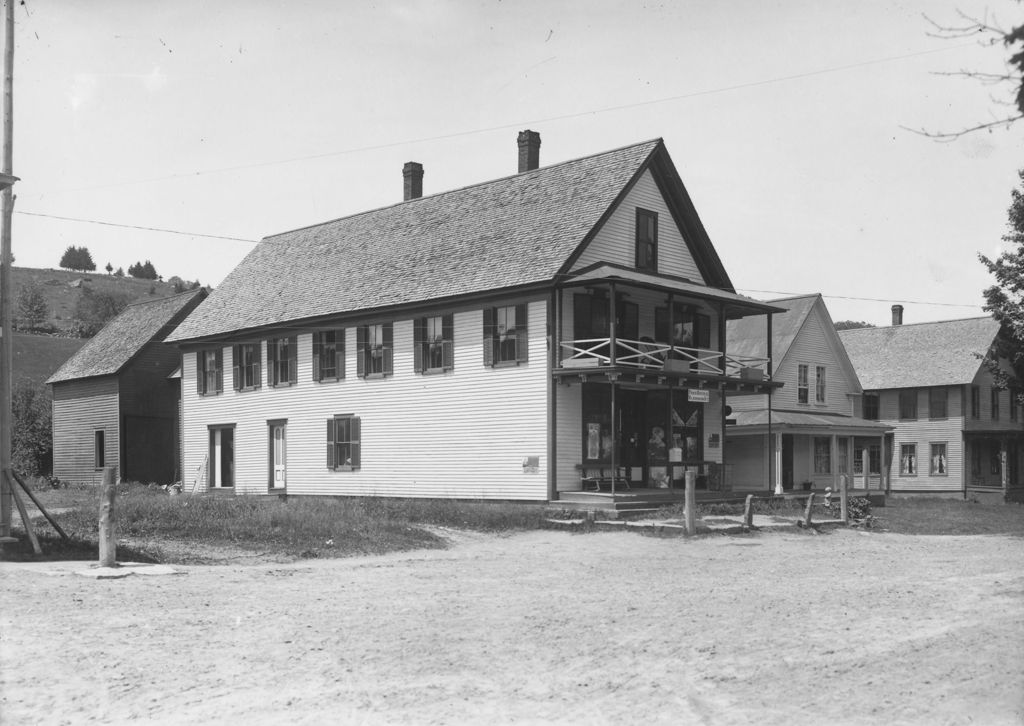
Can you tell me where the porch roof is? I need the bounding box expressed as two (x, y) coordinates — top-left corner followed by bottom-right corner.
(728, 409), (893, 435)
(562, 263), (786, 319)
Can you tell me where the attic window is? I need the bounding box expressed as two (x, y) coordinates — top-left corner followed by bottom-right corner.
(635, 208), (658, 272)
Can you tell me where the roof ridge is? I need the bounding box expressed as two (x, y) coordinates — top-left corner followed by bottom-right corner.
(839, 315), (993, 333)
(263, 138), (664, 241)
(122, 287), (204, 310)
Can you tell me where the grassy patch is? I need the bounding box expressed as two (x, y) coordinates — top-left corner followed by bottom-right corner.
(3, 483), (552, 564)
(872, 497), (1024, 536)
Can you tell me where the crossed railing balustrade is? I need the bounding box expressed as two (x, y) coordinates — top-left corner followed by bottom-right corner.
(559, 337), (769, 378)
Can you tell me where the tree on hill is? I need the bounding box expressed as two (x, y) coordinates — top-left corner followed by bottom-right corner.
(979, 170), (1024, 397)
(834, 320), (876, 331)
(168, 275), (203, 293)
(16, 282), (49, 331)
(72, 287), (131, 337)
(105, 262), (113, 274)
(128, 259), (158, 280)
(59, 245), (96, 272)
(114, 266), (124, 277)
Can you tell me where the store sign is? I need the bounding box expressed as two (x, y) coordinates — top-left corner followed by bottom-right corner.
(687, 389), (710, 403)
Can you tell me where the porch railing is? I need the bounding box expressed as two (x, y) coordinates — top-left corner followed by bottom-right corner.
(559, 337), (770, 379)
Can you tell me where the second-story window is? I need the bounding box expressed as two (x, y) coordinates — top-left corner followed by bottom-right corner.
(929, 387), (947, 419)
(863, 393), (879, 420)
(484, 305), (528, 366)
(415, 314), (454, 373)
(635, 208), (658, 272)
(197, 348), (223, 396)
(313, 329), (346, 382)
(815, 366), (826, 403)
(797, 364), (809, 404)
(899, 389), (917, 420)
(357, 323), (393, 378)
(268, 336), (297, 387)
(232, 343), (261, 391)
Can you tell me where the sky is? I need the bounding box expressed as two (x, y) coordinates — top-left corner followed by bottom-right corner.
(6, 0), (1024, 326)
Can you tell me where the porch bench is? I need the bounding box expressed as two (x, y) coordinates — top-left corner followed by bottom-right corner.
(577, 465), (632, 492)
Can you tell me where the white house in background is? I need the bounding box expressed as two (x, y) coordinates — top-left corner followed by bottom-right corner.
(840, 307), (1024, 501)
(724, 294), (891, 493)
(165, 131), (782, 502)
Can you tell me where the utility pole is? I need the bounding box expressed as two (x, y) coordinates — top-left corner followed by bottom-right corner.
(0, 0), (20, 539)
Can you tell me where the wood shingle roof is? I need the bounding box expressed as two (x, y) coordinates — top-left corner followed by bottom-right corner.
(167, 138), (709, 343)
(47, 289), (206, 384)
(838, 316), (998, 390)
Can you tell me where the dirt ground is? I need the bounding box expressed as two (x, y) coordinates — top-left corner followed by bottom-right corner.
(1, 527), (1022, 726)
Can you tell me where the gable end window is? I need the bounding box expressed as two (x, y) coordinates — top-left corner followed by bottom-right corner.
(267, 336), (298, 387)
(357, 323), (393, 378)
(415, 314), (454, 373)
(635, 208), (658, 272)
(929, 387), (947, 419)
(797, 364), (809, 404)
(232, 343), (262, 391)
(196, 348), (223, 396)
(326, 415), (361, 471)
(815, 366), (826, 404)
(483, 305), (528, 366)
(899, 390), (917, 420)
(313, 329), (346, 382)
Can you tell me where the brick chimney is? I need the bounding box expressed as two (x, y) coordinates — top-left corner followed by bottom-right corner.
(891, 304), (904, 326)
(403, 162), (423, 201)
(517, 130), (541, 173)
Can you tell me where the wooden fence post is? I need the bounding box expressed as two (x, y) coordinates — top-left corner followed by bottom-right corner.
(743, 494), (754, 529)
(684, 469), (697, 536)
(98, 466), (117, 567)
(802, 492), (815, 528)
(840, 474), (849, 524)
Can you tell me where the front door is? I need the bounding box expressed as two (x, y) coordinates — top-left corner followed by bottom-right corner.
(270, 422), (286, 490)
(209, 426), (235, 489)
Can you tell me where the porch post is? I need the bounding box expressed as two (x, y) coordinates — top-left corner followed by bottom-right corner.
(774, 433), (783, 496)
(610, 379), (617, 497)
(862, 445), (870, 490)
(767, 312), (775, 494)
(831, 434), (839, 492)
(1001, 438), (1008, 492)
(609, 281), (617, 367)
(667, 292), (675, 355)
(879, 433), (888, 493)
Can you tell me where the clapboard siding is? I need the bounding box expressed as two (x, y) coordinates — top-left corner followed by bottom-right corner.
(52, 377), (119, 485)
(726, 435), (766, 490)
(183, 301), (549, 500)
(770, 306), (854, 414)
(876, 387), (964, 492)
(555, 383), (583, 491)
(571, 170), (703, 280)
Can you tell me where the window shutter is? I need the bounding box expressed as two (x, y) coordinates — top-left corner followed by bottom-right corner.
(442, 314), (454, 371)
(214, 349), (223, 393)
(356, 326), (366, 378)
(337, 328), (346, 379)
(326, 418), (336, 469)
(383, 323), (394, 375)
(232, 346), (240, 391)
(312, 333), (322, 381)
(288, 336), (297, 383)
(267, 340), (277, 386)
(196, 352), (205, 395)
(254, 345), (262, 388)
(413, 318), (425, 373)
(482, 307), (495, 367)
(515, 304), (528, 363)
(350, 417), (361, 469)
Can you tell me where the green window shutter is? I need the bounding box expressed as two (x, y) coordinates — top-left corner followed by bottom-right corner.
(413, 318), (425, 373)
(232, 346), (240, 391)
(350, 417), (361, 469)
(383, 323), (394, 375)
(214, 349), (223, 393)
(515, 304), (529, 363)
(337, 328), (346, 379)
(356, 326), (367, 378)
(482, 307), (495, 367)
(196, 352), (205, 395)
(442, 314), (454, 371)
(312, 333), (322, 381)
(288, 336), (297, 382)
(326, 418), (336, 469)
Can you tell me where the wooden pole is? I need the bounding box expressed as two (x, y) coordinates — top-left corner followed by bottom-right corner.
(743, 494), (754, 529)
(840, 473), (849, 524)
(98, 466), (117, 567)
(802, 492), (815, 528)
(7, 473), (40, 554)
(0, 0), (16, 538)
(684, 469), (696, 535)
(12, 470), (69, 540)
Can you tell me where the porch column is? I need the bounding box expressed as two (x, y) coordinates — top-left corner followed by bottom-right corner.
(1001, 438), (1009, 492)
(608, 281), (617, 367)
(610, 377), (618, 497)
(774, 433), (783, 495)
(862, 445), (870, 490)
(879, 433), (888, 493)
(831, 434), (839, 491)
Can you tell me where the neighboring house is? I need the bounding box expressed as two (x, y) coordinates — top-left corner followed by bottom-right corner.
(166, 131), (781, 502)
(47, 289), (207, 485)
(725, 294), (891, 493)
(839, 307), (1024, 500)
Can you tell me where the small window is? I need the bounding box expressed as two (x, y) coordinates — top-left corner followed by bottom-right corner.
(196, 348), (223, 396)
(635, 208), (658, 272)
(813, 437), (831, 474)
(327, 415), (361, 471)
(929, 387), (947, 419)
(313, 329), (346, 382)
(357, 323), (393, 378)
(991, 387), (1001, 421)
(899, 390), (917, 420)
(94, 430), (105, 469)
(268, 336), (297, 387)
(415, 314), (454, 373)
(929, 443), (947, 476)
(483, 304), (528, 366)
(900, 443), (917, 476)
(869, 444), (881, 475)
(971, 386), (980, 419)
(863, 393), (879, 420)
(797, 365), (809, 404)
(815, 366), (826, 404)
(232, 343), (262, 391)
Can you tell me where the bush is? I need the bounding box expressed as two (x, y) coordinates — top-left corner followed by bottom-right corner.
(828, 496), (872, 520)
(16, 282), (49, 330)
(12, 380), (52, 477)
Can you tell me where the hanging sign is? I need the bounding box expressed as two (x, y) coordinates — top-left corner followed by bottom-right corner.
(687, 389), (710, 403)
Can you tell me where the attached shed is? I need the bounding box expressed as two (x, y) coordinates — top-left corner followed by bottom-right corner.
(47, 289), (206, 485)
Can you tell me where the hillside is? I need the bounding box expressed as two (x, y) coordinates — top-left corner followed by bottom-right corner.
(10, 266), (189, 335)
(12, 332), (86, 385)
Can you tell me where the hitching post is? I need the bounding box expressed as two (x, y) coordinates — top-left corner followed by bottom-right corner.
(839, 474), (849, 524)
(684, 469), (696, 535)
(98, 466), (117, 567)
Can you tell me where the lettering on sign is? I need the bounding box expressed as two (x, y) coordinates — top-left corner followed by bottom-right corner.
(687, 389), (710, 403)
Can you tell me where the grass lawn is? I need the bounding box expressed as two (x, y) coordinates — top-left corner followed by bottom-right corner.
(872, 496), (1024, 536)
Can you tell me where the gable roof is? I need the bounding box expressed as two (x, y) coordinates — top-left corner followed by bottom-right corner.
(727, 294), (818, 360)
(47, 289), (206, 385)
(838, 316), (998, 390)
(168, 138), (734, 343)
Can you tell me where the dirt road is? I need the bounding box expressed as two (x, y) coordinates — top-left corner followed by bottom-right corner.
(1, 528), (1022, 725)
